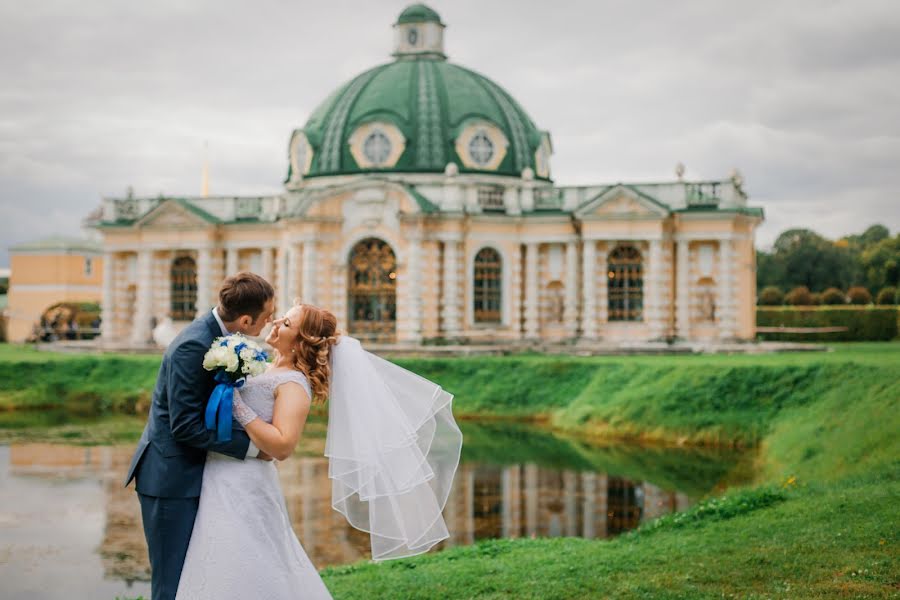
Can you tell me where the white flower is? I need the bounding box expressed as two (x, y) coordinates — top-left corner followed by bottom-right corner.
(203, 350), (219, 370)
(224, 351), (240, 373)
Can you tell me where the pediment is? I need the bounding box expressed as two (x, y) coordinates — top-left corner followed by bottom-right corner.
(575, 185), (669, 219)
(135, 199), (219, 230)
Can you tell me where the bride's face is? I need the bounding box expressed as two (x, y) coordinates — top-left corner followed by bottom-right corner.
(266, 305), (304, 355)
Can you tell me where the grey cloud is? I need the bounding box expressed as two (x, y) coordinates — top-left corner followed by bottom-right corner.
(2, 0), (899, 265)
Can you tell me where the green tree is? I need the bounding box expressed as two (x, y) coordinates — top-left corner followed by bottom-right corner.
(763, 229), (860, 292)
(860, 234), (900, 292)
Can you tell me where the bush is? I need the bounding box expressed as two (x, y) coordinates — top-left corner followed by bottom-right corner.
(785, 286), (813, 306)
(809, 292), (822, 305)
(875, 286), (897, 305)
(821, 287), (845, 305)
(757, 306), (899, 341)
(847, 286), (872, 305)
(758, 286), (784, 306)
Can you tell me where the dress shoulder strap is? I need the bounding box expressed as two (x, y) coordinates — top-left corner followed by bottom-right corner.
(271, 369), (312, 399)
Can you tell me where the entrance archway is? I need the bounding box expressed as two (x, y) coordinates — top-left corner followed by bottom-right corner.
(347, 237), (397, 342)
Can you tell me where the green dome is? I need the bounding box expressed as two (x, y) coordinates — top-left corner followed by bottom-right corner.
(295, 58), (550, 181)
(396, 4), (443, 25)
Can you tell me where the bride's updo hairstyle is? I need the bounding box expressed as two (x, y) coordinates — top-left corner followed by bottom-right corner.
(288, 303), (339, 402)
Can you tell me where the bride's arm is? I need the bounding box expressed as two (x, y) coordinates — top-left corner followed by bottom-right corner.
(233, 383), (311, 461)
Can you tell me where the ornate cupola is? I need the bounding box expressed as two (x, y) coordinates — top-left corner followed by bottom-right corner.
(287, 3), (552, 183)
(393, 4), (446, 60)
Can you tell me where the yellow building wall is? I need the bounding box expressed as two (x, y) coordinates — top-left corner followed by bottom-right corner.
(7, 253), (103, 342)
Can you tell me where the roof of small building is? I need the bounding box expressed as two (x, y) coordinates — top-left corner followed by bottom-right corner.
(9, 235), (102, 254)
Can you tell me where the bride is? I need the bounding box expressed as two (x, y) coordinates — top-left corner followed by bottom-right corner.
(175, 302), (461, 598)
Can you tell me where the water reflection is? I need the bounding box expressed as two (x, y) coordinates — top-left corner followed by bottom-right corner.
(0, 420), (749, 597)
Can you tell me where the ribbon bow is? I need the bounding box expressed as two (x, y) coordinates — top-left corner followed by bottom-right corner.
(204, 370), (245, 442)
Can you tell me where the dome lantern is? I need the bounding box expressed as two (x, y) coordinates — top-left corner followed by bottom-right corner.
(393, 4), (446, 61)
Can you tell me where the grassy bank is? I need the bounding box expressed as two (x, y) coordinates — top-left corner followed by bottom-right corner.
(3, 343), (899, 598)
(321, 345), (900, 598)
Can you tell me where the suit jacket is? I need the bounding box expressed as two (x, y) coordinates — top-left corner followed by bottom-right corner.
(124, 311), (251, 497)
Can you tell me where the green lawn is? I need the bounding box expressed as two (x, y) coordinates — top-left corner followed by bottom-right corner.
(4, 342), (899, 598)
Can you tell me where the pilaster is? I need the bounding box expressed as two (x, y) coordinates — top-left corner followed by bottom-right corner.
(675, 240), (691, 339)
(581, 240), (597, 338)
(196, 247), (213, 316)
(130, 250), (153, 346)
(564, 241), (579, 337)
(301, 240), (317, 305)
(524, 242), (539, 338)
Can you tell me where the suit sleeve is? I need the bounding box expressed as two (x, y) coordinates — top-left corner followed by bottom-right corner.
(167, 339), (251, 460)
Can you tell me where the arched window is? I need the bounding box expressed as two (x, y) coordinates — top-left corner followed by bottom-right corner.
(473, 247), (502, 323)
(171, 256), (198, 321)
(607, 245), (643, 321)
(348, 238), (397, 341)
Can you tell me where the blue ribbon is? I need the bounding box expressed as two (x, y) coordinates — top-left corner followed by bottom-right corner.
(204, 370), (245, 442)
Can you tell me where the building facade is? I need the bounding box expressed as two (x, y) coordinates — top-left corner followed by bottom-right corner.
(6, 237), (103, 342)
(91, 5), (763, 348)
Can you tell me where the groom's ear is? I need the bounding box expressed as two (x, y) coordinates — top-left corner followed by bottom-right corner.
(236, 314), (254, 331)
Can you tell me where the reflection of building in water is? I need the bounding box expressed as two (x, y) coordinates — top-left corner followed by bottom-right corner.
(8, 443), (696, 582)
(8, 444), (151, 583)
(10, 444), (112, 477)
(440, 464), (692, 545)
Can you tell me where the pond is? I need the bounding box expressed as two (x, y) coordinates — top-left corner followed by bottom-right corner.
(0, 414), (754, 599)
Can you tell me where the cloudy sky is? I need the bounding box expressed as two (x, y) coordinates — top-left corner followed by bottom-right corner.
(1, 0), (898, 266)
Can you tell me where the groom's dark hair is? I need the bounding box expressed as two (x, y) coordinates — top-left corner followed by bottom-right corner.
(217, 272), (275, 322)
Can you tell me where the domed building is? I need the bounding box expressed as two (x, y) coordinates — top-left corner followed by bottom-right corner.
(91, 5), (763, 348)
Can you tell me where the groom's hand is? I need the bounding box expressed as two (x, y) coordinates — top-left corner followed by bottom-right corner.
(256, 450), (274, 461)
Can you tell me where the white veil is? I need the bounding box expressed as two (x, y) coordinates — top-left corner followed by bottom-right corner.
(325, 336), (463, 561)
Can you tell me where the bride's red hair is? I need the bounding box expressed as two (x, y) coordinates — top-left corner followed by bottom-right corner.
(285, 304), (339, 402)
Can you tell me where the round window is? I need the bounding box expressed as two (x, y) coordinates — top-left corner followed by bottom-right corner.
(468, 131), (494, 167)
(293, 136), (308, 174)
(407, 28), (418, 45)
(363, 131), (392, 166)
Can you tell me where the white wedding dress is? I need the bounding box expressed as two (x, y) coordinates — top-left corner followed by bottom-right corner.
(175, 369), (333, 600)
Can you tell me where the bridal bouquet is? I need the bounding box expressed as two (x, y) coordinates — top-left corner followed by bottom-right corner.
(202, 333), (268, 442)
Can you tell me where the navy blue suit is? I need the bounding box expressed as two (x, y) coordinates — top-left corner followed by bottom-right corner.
(125, 311), (251, 600)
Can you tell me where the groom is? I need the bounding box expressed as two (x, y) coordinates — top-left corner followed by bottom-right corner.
(125, 272), (276, 600)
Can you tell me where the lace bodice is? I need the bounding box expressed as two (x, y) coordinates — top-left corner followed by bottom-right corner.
(236, 369), (311, 424)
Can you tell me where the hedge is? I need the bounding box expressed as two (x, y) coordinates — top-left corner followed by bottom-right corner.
(756, 306), (899, 341)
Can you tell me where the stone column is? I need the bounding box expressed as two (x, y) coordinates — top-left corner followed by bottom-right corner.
(400, 234), (423, 343)
(286, 243), (300, 308)
(196, 247), (213, 316)
(100, 252), (115, 341)
(597, 246), (608, 326)
(225, 247), (238, 277)
(581, 240), (597, 338)
(501, 465), (521, 539)
(647, 239), (665, 339)
(564, 241), (578, 337)
(301, 240), (317, 305)
(130, 250), (153, 346)
(511, 245), (523, 337)
(441, 239), (462, 337)
(260, 247), (274, 284)
(675, 240), (691, 340)
(718, 238), (736, 339)
(524, 242), (539, 338)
